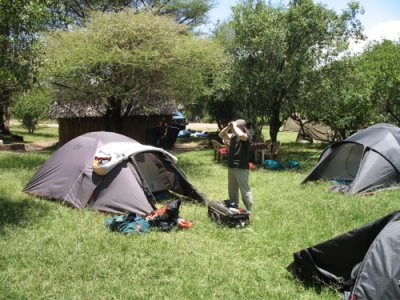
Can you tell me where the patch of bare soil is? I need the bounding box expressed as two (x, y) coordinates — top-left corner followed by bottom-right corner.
(3, 123), (218, 153)
(172, 141), (209, 152)
(170, 123), (218, 153)
(186, 122), (218, 132)
(24, 141), (58, 152)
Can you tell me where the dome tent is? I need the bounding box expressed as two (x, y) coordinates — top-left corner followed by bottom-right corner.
(23, 131), (206, 215)
(302, 123), (400, 194)
(287, 211), (400, 299)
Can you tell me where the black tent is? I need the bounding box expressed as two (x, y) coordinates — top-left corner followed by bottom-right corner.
(302, 123), (400, 194)
(288, 211), (400, 299)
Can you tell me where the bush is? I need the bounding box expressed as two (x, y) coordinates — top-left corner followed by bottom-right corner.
(12, 88), (52, 133)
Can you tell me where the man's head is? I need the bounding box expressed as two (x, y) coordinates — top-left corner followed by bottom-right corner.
(236, 119), (246, 126)
(235, 119), (247, 131)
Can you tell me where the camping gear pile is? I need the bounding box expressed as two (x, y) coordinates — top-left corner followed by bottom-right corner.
(208, 200), (250, 228)
(287, 211), (400, 300)
(302, 123), (400, 195)
(105, 199), (193, 234)
(23, 131), (206, 215)
(105, 213), (151, 234)
(178, 129), (210, 138)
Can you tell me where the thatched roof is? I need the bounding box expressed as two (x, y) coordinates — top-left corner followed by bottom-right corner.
(48, 100), (177, 119)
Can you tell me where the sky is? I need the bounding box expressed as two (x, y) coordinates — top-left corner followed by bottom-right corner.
(203, 0), (400, 44)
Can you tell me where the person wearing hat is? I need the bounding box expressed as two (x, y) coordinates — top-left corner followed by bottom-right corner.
(218, 119), (253, 213)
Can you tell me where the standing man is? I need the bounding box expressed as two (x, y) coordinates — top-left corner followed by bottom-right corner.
(157, 118), (168, 149)
(218, 119), (253, 213)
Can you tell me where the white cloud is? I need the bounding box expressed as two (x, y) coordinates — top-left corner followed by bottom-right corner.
(365, 19), (400, 42)
(348, 19), (400, 54)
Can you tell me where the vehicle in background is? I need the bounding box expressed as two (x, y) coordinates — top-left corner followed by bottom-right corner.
(171, 111), (187, 130)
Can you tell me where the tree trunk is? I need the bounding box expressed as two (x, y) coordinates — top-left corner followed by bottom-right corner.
(338, 128), (347, 141)
(269, 107), (282, 142)
(105, 97), (123, 133)
(0, 101), (11, 134)
(0, 24), (11, 134)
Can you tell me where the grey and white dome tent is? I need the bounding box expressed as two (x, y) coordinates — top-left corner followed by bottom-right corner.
(302, 123), (400, 194)
(23, 131), (206, 215)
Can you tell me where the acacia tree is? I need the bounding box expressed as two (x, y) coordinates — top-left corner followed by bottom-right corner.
(216, 0), (364, 141)
(2, 0), (214, 134)
(43, 10), (226, 132)
(58, 0), (215, 27)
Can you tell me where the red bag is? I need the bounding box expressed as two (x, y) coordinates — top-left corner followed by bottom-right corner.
(219, 147), (228, 154)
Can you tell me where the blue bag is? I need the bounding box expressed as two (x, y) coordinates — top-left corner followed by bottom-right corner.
(263, 159), (284, 170)
(105, 213), (151, 234)
(288, 160), (300, 169)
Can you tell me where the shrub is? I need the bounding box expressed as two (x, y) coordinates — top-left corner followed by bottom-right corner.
(12, 88), (52, 133)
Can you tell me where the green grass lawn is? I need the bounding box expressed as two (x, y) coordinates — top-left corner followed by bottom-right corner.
(1, 124), (58, 143)
(1, 127), (400, 299)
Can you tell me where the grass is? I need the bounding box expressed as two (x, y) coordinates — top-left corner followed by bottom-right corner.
(1, 126), (400, 299)
(0, 124), (58, 143)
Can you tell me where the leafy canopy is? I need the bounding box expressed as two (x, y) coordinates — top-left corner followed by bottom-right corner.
(212, 0), (364, 141)
(298, 56), (374, 139)
(57, 0), (215, 27)
(0, 0), (64, 133)
(361, 40), (400, 125)
(12, 88), (52, 134)
(44, 10), (227, 115)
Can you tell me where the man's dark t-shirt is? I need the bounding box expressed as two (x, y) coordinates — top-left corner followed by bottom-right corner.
(228, 133), (252, 169)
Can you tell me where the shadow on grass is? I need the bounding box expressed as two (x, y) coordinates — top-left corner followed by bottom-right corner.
(6, 125), (59, 143)
(0, 153), (48, 169)
(174, 142), (330, 176)
(278, 142), (328, 170)
(21, 131), (58, 140)
(285, 265), (342, 295)
(0, 196), (50, 235)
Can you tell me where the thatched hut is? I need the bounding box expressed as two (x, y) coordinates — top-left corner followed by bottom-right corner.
(49, 100), (177, 145)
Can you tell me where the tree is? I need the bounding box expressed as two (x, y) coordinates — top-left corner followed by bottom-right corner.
(0, 0), (61, 134)
(1, 0), (214, 136)
(361, 40), (400, 125)
(58, 0), (215, 27)
(43, 10), (226, 132)
(215, 0), (364, 141)
(297, 56), (374, 140)
(12, 88), (52, 134)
